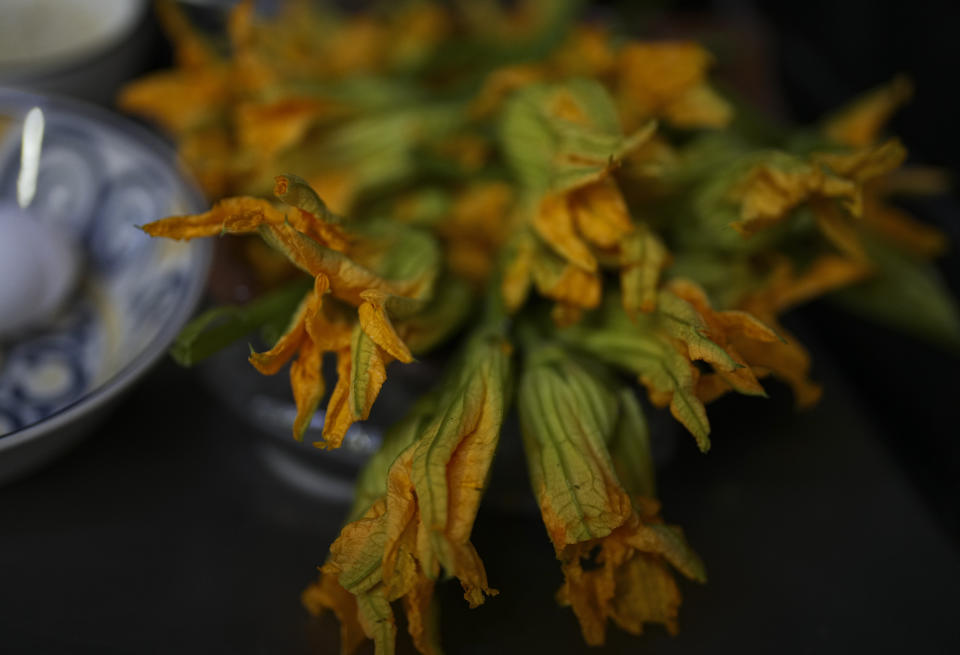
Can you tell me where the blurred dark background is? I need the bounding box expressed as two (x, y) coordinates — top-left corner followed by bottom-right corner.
(741, 0), (960, 543)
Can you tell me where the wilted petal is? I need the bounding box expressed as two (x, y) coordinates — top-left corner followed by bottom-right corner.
(667, 279), (775, 399)
(620, 224), (668, 317)
(236, 99), (329, 160)
(862, 194), (948, 257)
(607, 551), (682, 636)
(824, 76), (912, 147)
(291, 337), (325, 441)
(520, 354), (704, 645)
(812, 198), (868, 261)
(655, 290), (739, 373)
(402, 578), (441, 655)
(319, 348), (355, 449)
(358, 291), (415, 363)
(744, 254), (873, 316)
(519, 357), (633, 548)
(558, 299), (714, 450)
(355, 588), (397, 655)
(348, 325), (391, 422)
(248, 291), (311, 375)
(410, 336), (511, 605)
(729, 156), (856, 236)
(663, 82), (732, 129)
(258, 224), (413, 305)
(812, 139), (907, 216)
(274, 174), (351, 251)
(532, 247), (602, 311)
(732, 322), (822, 409)
(617, 41), (731, 130)
(142, 196), (286, 240)
(301, 573), (366, 655)
(533, 193), (598, 272)
(501, 232), (536, 312)
(570, 178), (634, 249)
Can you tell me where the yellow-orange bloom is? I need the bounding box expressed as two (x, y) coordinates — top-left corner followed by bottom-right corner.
(616, 41), (732, 131)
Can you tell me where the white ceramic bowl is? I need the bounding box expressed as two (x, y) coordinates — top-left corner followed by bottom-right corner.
(0, 0), (151, 105)
(0, 88), (211, 484)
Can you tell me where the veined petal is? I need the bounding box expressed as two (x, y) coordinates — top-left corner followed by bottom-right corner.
(620, 224), (667, 317)
(355, 588), (397, 655)
(817, 139), (908, 182)
(274, 174), (351, 251)
(330, 498), (389, 593)
(554, 512), (705, 645)
(248, 290), (311, 375)
(520, 360), (706, 647)
(348, 324), (390, 421)
(142, 196), (286, 240)
(533, 193), (597, 272)
(569, 178), (634, 249)
(303, 274), (352, 352)
(656, 290), (738, 372)
(518, 357), (632, 549)
(410, 336), (511, 605)
(358, 292), (415, 363)
(732, 321), (822, 409)
(558, 304), (713, 451)
(667, 279), (776, 399)
(381, 451), (422, 600)
(729, 157), (857, 236)
(291, 337), (325, 441)
(402, 578), (441, 655)
(258, 224), (413, 304)
(606, 551), (682, 636)
(532, 247), (602, 310)
(319, 348), (355, 449)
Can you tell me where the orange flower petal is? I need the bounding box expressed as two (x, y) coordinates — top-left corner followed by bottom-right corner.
(291, 338), (324, 441)
(824, 75), (912, 148)
(142, 197), (286, 240)
(318, 348), (355, 449)
(358, 292), (415, 364)
(248, 292), (310, 375)
(569, 178), (634, 249)
(533, 193), (597, 272)
(301, 573), (367, 655)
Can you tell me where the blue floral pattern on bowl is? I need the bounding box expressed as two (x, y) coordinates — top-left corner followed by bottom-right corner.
(0, 89), (210, 440)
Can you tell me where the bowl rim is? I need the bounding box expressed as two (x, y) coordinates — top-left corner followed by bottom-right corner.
(0, 87), (212, 450)
(0, 0), (149, 81)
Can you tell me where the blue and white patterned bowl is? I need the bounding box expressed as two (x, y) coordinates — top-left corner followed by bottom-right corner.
(0, 88), (211, 483)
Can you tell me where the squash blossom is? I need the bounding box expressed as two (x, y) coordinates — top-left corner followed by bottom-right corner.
(129, 1), (960, 653)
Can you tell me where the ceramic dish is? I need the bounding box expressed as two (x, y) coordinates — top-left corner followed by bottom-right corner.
(0, 1), (151, 105)
(0, 88), (211, 484)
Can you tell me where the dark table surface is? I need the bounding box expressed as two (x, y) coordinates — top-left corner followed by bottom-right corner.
(1, 325), (958, 655)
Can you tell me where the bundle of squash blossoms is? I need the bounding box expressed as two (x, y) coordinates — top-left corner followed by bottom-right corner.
(122, 1), (960, 652)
